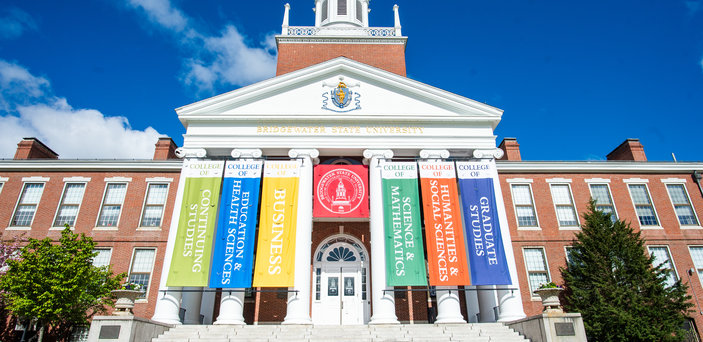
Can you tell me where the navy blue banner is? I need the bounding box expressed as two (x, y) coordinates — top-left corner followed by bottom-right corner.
(456, 161), (512, 285)
(209, 160), (262, 288)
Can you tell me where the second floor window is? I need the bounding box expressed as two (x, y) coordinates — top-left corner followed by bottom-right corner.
(628, 184), (659, 226)
(97, 183), (127, 227)
(550, 184), (579, 227)
(54, 183), (86, 227)
(666, 184), (699, 226)
(12, 183), (45, 227)
(140, 184), (168, 227)
(589, 184), (618, 222)
(511, 184), (538, 227)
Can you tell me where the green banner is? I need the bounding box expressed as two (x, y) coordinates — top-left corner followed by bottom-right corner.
(167, 159), (224, 287)
(381, 162), (428, 286)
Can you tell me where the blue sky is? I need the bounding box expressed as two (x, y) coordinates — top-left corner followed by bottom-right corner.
(0, 0), (701, 161)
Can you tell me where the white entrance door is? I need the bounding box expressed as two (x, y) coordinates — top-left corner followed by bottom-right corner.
(320, 266), (363, 325)
(312, 238), (369, 325)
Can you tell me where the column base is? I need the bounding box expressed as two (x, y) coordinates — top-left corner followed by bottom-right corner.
(435, 317), (467, 324)
(368, 317), (400, 325)
(281, 318), (313, 325)
(213, 319), (245, 325)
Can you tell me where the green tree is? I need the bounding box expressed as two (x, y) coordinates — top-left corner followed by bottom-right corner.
(561, 202), (693, 341)
(0, 226), (125, 341)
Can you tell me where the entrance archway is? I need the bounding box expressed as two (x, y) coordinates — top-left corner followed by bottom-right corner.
(311, 234), (370, 325)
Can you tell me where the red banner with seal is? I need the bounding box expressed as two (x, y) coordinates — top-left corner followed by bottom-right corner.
(419, 161), (471, 286)
(314, 165), (369, 218)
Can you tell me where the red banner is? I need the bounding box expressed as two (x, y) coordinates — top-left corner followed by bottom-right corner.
(314, 165), (369, 218)
(419, 161), (471, 286)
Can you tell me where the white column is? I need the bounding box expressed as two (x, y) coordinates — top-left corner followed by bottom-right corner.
(182, 288), (203, 324)
(361, 0), (369, 27)
(283, 148), (319, 324)
(215, 291), (246, 325)
(281, 3), (290, 35)
(477, 149), (526, 322)
(435, 287), (465, 323)
(152, 155), (196, 325)
(477, 286), (497, 322)
(363, 149), (398, 324)
(314, 0), (323, 26)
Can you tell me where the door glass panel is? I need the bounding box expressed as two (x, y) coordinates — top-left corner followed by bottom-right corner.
(344, 277), (355, 296)
(328, 277), (339, 296)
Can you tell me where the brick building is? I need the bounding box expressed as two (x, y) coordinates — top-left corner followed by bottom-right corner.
(0, 0), (701, 336)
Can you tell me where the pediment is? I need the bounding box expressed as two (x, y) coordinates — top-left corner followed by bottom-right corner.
(176, 57), (502, 127)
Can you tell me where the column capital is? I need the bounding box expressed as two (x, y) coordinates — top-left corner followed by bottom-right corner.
(175, 148), (206, 159)
(231, 148), (262, 159)
(363, 149), (394, 160)
(419, 149), (450, 159)
(473, 148), (504, 159)
(288, 148), (319, 159)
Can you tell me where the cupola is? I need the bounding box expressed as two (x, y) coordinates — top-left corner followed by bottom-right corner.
(315, 0), (369, 27)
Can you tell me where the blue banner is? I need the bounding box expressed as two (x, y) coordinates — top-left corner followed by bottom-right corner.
(456, 160), (512, 285)
(209, 160), (262, 288)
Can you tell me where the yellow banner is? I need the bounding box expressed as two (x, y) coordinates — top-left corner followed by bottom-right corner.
(252, 160), (301, 287)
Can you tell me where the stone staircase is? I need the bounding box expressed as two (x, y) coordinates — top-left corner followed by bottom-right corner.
(152, 323), (530, 342)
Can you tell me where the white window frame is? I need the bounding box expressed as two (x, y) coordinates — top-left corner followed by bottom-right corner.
(95, 180), (130, 230)
(51, 181), (88, 230)
(9, 178), (49, 230)
(624, 179), (662, 229)
(92, 248), (113, 268)
(585, 179), (619, 221)
(689, 246), (703, 288)
(547, 180), (580, 229)
(507, 179), (540, 230)
(138, 180), (172, 230)
(0, 176), (7, 195)
(522, 247), (551, 298)
(564, 246), (574, 264)
(661, 179), (701, 229)
(647, 245), (679, 287)
(127, 248), (157, 302)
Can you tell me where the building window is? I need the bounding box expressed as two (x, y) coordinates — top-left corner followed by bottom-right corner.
(129, 248), (155, 299)
(523, 247), (550, 296)
(648, 246), (677, 287)
(511, 184), (538, 227)
(97, 183), (127, 227)
(666, 184), (699, 226)
(338, 0), (347, 15)
(11, 183), (45, 227)
(93, 248), (113, 268)
(565, 246), (574, 264)
(689, 247), (703, 287)
(0, 182), (4, 194)
(628, 184), (659, 226)
(550, 184), (579, 227)
(140, 183), (168, 227)
(53, 183), (86, 227)
(589, 184), (618, 222)
(321, 0), (328, 22)
(356, 0), (363, 22)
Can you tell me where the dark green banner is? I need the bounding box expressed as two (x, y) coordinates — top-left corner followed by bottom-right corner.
(381, 162), (428, 286)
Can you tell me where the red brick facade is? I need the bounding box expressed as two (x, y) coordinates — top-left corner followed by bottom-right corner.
(276, 43), (407, 77)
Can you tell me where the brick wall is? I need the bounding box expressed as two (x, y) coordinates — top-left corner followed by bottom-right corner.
(0, 169), (180, 318)
(500, 172), (703, 329)
(276, 43), (407, 76)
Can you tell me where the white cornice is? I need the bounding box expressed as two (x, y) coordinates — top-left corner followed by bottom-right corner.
(276, 36), (407, 45)
(496, 161), (703, 174)
(0, 160), (183, 172)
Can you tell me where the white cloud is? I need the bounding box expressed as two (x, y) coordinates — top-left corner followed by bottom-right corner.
(0, 8), (37, 40)
(125, 0), (276, 93)
(0, 60), (161, 159)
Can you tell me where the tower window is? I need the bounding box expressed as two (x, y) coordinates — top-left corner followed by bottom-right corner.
(322, 0), (328, 22)
(356, 0), (362, 22)
(338, 0), (347, 15)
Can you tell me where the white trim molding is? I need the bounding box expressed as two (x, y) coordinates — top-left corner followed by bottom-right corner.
(145, 177), (174, 183)
(63, 176), (91, 182)
(22, 176), (49, 182)
(104, 177), (132, 182)
(0, 177), (8, 182)
(585, 178), (611, 183)
(506, 178), (533, 184)
(623, 178), (649, 184)
(660, 178), (687, 184)
(546, 178), (572, 184)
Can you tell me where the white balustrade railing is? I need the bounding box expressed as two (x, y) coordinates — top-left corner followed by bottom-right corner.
(285, 26), (397, 37)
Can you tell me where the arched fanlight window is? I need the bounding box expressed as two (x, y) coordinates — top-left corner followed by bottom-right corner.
(327, 246), (357, 262)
